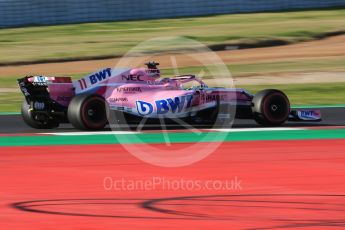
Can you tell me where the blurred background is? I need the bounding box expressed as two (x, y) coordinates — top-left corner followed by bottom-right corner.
(0, 0), (344, 112)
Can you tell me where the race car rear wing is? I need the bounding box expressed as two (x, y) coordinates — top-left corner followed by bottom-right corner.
(18, 76), (74, 107)
(18, 75), (72, 87)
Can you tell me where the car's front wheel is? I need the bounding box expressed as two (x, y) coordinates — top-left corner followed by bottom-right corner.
(252, 89), (290, 126)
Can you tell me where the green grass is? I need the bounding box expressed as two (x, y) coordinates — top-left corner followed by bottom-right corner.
(237, 83), (345, 106)
(0, 8), (345, 64)
(0, 92), (23, 112)
(227, 58), (345, 77)
(161, 57), (345, 77)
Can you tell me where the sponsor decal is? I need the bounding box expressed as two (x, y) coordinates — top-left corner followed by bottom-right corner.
(136, 95), (193, 116)
(31, 77), (48, 86)
(201, 94), (226, 102)
(122, 74), (144, 81)
(146, 69), (160, 77)
(109, 97), (128, 103)
(34, 76), (46, 82)
(33, 76), (47, 83)
(116, 87), (142, 93)
(110, 106), (132, 112)
(21, 88), (30, 96)
(89, 68), (112, 85)
(78, 79), (88, 90)
(298, 110), (321, 120)
(33, 101), (45, 110)
(156, 95), (193, 114)
(19, 82), (30, 96)
(136, 100), (153, 116)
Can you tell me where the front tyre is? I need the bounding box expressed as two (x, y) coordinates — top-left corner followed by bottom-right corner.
(67, 94), (108, 130)
(252, 89), (290, 126)
(21, 101), (59, 129)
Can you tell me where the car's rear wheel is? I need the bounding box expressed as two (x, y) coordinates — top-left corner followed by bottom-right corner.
(21, 101), (59, 129)
(252, 89), (290, 126)
(67, 94), (108, 130)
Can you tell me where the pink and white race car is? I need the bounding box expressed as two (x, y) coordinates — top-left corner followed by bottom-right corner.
(18, 62), (321, 130)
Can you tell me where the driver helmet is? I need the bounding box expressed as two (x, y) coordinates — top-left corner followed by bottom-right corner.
(145, 61), (161, 78)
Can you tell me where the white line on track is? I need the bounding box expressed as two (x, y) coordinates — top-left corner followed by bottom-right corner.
(43, 131), (140, 136)
(43, 127), (305, 136)
(209, 127), (306, 132)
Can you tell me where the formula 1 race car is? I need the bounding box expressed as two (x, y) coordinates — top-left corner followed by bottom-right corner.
(18, 62), (321, 130)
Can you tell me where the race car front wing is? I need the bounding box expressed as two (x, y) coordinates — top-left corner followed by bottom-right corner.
(288, 109), (321, 122)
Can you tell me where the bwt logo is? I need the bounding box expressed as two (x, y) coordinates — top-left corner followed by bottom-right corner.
(136, 95), (193, 116)
(300, 110), (318, 118)
(301, 111), (313, 117)
(136, 101), (153, 116)
(89, 68), (112, 84)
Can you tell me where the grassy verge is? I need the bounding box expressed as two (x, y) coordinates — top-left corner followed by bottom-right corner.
(0, 8), (344, 64)
(237, 83), (345, 106)
(161, 57), (345, 77)
(3, 82), (344, 112)
(0, 92), (23, 112)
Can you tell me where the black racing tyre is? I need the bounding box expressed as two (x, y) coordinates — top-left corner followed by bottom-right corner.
(252, 89), (290, 126)
(67, 94), (108, 130)
(21, 101), (59, 129)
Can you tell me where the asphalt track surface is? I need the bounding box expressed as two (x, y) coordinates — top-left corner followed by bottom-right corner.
(1, 107), (345, 229)
(0, 107), (344, 133)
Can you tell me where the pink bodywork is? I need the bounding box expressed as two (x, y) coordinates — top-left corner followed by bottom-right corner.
(42, 67), (252, 118)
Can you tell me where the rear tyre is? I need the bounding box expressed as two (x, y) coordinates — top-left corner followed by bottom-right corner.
(21, 101), (59, 129)
(67, 94), (108, 130)
(252, 89), (290, 126)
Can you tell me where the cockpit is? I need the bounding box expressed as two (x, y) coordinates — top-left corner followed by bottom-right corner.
(128, 61), (208, 90)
